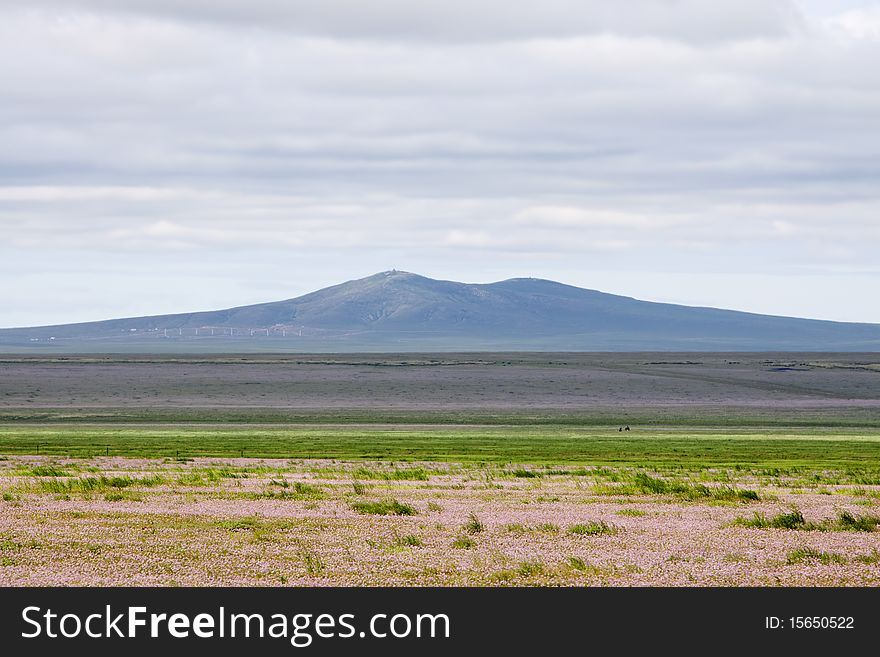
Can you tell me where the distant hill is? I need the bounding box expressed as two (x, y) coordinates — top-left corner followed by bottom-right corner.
(1, 270), (879, 352)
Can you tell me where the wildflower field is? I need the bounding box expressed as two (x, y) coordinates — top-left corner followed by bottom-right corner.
(1, 353), (877, 586)
(2, 426), (880, 586)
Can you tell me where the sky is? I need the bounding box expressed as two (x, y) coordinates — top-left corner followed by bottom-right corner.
(2, 0), (879, 327)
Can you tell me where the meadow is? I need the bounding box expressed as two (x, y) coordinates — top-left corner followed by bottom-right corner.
(0, 425), (880, 469)
(3, 453), (880, 586)
(0, 353), (877, 586)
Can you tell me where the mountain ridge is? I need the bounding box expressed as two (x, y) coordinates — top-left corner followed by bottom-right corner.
(1, 270), (879, 352)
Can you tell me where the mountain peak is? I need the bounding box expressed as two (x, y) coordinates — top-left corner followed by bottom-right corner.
(359, 270), (425, 285)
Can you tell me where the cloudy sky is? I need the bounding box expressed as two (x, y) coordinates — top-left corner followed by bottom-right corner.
(2, 0), (879, 327)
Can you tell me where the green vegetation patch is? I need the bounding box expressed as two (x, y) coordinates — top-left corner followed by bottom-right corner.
(463, 513), (484, 535)
(353, 467), (430, 481)
(3, 425), (880, 469)
(786, 547), (847, 565)
(510, 468), (541, 479)
(735, 509), (880, 532)
(351, 499), (417, 516)
(596, 472), (760, 502)
(569, 521), (617, 536)
(245, 482), (325, 501)
(37, 475), (163, 494)
(18, 466), (71, 477)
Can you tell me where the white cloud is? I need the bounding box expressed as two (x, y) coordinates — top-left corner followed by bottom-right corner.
(826, 5), (880, 38)
(0, 2), (878, 325)
(2, 1), (804, 43)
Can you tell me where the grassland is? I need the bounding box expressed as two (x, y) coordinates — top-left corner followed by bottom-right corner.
(0, 352), (877, 586)
(1, 425), (880, 470)
(3, 454), (880, 586)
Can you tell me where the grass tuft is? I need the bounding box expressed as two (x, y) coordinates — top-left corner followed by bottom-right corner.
(516, 560), (545, 577)
(511, 468), (541, 479)
(855, 549), (880, 564)
(569, 521), (617, 536)
(394, 534), (423, 547)
(21, 466), (70, 477)
(298, 545), (324, 576)
(735, 508), (879, 532)
(786, 547), (846, 565)
(463, 512), (484, 534)
(351, 499), (417, 516)
(567, 556), (588, 571)
(598, 472), (760, 503)
(354, 467), (429, 481)
(38, 475), (162, 494)
(835, 510), (880, 532)
(215, 517), (262, 531)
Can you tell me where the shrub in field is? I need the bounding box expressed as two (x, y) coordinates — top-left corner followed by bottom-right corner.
(351, 500), (417, 516)
(452, 536), (476, 549)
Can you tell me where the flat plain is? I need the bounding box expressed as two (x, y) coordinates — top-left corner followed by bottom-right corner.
(1, 353), (878, 586)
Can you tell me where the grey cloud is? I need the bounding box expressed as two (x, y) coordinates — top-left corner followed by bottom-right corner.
(0, 2), (879, 325)
(4, 0), (804, 43)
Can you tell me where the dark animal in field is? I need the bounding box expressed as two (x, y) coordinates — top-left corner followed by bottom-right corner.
(625, 426), (631, 431)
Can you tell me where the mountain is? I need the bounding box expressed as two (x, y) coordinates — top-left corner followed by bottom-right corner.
(1, 270), (879, 351)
